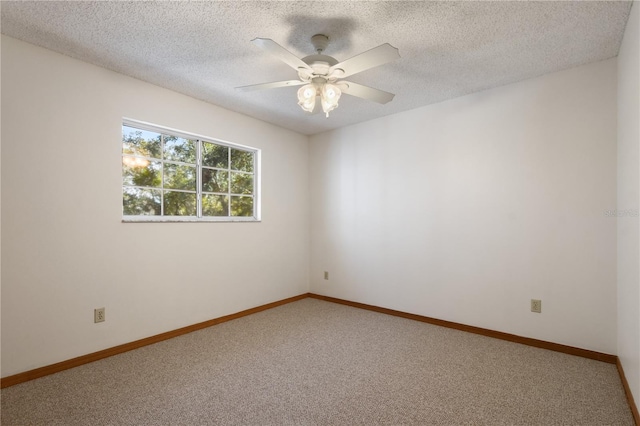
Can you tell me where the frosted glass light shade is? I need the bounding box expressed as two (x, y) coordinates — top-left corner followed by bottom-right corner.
(297, 84), (317, 113)
(320, 83), (341, 117)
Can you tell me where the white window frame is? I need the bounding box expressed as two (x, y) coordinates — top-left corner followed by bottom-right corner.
(122, 118), (261, 223)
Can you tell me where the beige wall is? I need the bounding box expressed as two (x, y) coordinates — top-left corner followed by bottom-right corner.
(1, 36), (309, 376)
(617, 1), (640, 410)
(310, 58), (618, 354)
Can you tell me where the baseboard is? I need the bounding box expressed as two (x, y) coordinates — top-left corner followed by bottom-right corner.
(0, 293), (310, 389)
(617, 358), (640, 425)
(4, 289), (636, 423)
(308, 294), (617, 364)
(309, 293), (640, 424)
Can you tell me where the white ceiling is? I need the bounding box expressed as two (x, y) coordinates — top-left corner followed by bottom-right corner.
(1, 1), (633, 135)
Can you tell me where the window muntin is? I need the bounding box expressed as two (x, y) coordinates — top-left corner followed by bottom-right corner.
(122, 121), (259, 221)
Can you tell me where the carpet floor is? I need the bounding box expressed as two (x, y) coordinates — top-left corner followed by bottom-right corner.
(1, 298), (634, 425)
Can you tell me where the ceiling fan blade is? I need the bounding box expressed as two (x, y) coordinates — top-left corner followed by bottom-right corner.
(251, 38), (312, 72)
(236, 80), (305, 92)
(338, 81), (395, 104)
(329, 43), (400, 79)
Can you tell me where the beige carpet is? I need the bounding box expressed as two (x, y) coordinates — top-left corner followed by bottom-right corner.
(1, 298), (634, 425)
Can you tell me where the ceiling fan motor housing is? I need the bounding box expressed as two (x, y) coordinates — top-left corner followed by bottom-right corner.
(300, 54), (338, 81)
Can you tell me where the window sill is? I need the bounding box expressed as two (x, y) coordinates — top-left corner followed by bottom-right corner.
(122, 216), (261, 223)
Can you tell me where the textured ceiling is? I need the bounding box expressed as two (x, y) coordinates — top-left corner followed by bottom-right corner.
(1, 1), (633, 135)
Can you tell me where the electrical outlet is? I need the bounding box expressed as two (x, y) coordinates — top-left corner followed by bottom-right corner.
(94, 307), (105, 323)
(324, 271), (329, 280)
(531, 299), (542, 313)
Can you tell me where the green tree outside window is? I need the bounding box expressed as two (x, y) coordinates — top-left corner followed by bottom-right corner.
(122, 123), (258, 220)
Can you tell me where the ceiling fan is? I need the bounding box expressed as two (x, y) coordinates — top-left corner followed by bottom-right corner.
(236, 34), (400, 117)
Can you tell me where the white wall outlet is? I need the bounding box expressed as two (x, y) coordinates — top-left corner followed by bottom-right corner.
(324, 271), (329, 280)
(531, 299), (542, 313)
(94, 307), (105, 323)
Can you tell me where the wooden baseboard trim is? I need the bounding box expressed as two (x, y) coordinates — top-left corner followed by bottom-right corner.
(1, 293), (310, 389)
(3, 290), (629, 405)
(617, 358), (640, 425)
(309, 293), (640, 421)
(308, 293), (617, 364)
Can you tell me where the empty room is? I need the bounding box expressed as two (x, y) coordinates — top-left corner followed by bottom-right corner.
(1, 1), (639, 425)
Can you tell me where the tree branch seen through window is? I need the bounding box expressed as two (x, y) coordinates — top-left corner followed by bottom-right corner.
(122, 122), (259, 221)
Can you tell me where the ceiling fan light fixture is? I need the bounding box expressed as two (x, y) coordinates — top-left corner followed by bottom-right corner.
(240, 36), (399, 118)
(320, 82), (341, 117)
(297, 83), (317, 113)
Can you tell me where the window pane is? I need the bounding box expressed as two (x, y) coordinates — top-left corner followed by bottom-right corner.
(230, 172), (253, 195)
(164, 191), (196, 216)
(231, 195), (253, 217)
(202, 194), (229, 216)
(122, 126), (162, 158)
(122, 122), (259, 221)
(202, 168), (229, 193)
(202, 142), (228, 168)
(123, 157), (162, 187)
(164, 163), (196, 190)
(230, 149), (253, 172)
(123, 187), (161, 216)
(163, 136), (196, 163)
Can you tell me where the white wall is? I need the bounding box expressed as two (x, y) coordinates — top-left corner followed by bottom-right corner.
(310, 58), (618, 354)
(0, 36), (309, 377)
(0, 33), (3, 378)
(1, 20), (633, 384)
(617, 2), (640, 409)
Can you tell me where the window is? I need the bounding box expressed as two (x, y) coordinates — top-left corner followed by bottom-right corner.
(122, 120), (260, 221)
